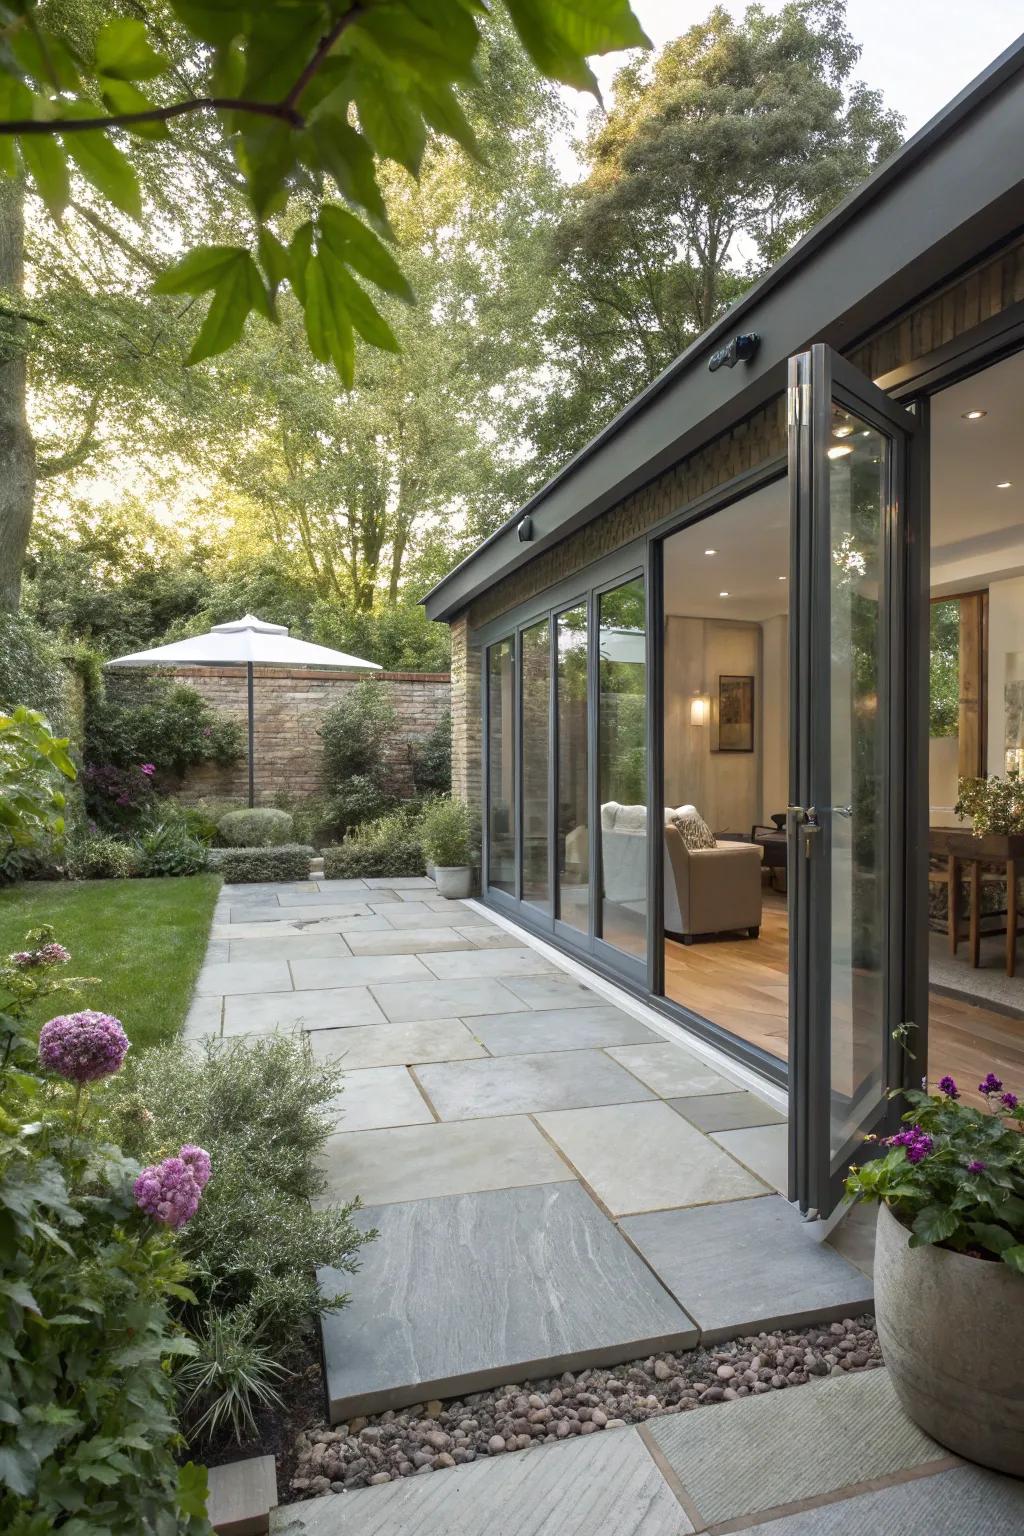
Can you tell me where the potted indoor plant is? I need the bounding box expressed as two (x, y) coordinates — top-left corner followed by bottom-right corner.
(420, 796), (475, 899)
(846, 1076), (1024, 1474)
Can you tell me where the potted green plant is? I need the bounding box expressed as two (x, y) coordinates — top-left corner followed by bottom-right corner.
(420, 796), (475, 899)
(846, 1076), (1024, 1474)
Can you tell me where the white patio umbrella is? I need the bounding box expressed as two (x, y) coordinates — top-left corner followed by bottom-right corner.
(106, 614), (381, 807)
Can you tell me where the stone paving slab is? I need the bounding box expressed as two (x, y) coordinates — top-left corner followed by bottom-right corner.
(364, 876), (435, 889)
(222, 880), (318, 896)
(370, 976), (530, 1022)
(183, 995), (222, 1039)
(605, 1043), (740, 1098)
(225, 903), (373, 924)
(290, 954), (431, 991)
(277, 889), (383, 907)
(732, 1464), (1024, 1535)
(457, 925), (525, 949)
(206, 1453), (278, 1535)
(418, 948), (558, 980)
(308, 1018), (486, 1069)
(343, 927), (478, 955)
(314, 878), (377, 893)
(319, 1114), (570, 1205)
(318, 1183), (697, 1419)
(210, 918), (381, 940)
(223, 988), (385, 1035)
(645, 1368), (946, 1528)
(711, 1123), (789, 1195)
(226, 935), (351, 963)
(379, 906), (493, 930)
(537, 1102), (767, 1217)
(269, 1425), (693, 1536)
(328, 1066), (433, 1134)
(500, 974), (607, 1010)
(416, 1049), (657, 1120)
(668, 1090), (787, 1132)
(471, 1006), (662, 1056)
(620, 1195), (873, 1340)
(196, 962), (293, 997)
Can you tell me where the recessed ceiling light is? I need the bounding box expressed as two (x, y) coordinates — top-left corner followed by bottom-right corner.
(962, 409), (987, 420)
(833, 423), (854, 438)
(718, 591), (729, 598)
(778, 575), (787, 581)
(704, 548), (717, 556)
(997, 481), (1012, 489)
(827, 445), (853, 460)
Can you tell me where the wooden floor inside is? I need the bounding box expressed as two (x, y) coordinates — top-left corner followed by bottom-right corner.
(664, 888), (1024, 1108)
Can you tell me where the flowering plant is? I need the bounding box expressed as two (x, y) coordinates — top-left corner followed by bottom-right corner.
(845, 1074), (1024, 1271)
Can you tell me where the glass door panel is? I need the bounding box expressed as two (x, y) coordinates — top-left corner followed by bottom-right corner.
(487, 638), (516, 895)
(597, 576), (648, 960)
(521, 618), (551, 911)
(556, 604), (589, 933)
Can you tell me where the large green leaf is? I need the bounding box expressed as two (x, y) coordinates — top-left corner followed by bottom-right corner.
(309, 114), (390, 229)
(99, 77), (169, 139)
(302, 250), (355, 385)
(910, 1204), (960, 1246)
(321, 250), (400, 351)
(0, 75), (33, 177)
(94, 18), (169, 81)
(504, 0), (651, 93)
(9, 24), (81, 91)
(352, 67), (427, 174)
(153, 244), (251, 296)
(186, 249), (270, 363)
(62, 112), (142, 218)
(18, 129), (70, 218)
(318, 205), (414, 301)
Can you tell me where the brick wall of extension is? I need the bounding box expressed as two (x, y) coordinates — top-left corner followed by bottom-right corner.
(150, 667), (451, 805)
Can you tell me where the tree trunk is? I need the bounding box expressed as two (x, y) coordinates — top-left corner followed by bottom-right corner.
(0, 178), (35, 613)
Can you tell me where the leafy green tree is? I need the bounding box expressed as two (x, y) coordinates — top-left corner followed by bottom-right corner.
(528, 0), (904, 476)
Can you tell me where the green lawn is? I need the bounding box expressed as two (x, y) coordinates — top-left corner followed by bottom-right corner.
(0, 875), (220, 1053)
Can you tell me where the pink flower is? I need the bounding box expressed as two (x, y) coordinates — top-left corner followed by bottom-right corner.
(140, 763), (156, 777)
(133, 1145), (210, 1230)
(180, 1143), (212, 1190)
(39, 1011), (129, 1083)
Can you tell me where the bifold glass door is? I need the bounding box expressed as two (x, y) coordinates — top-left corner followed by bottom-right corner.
(788, 344), (924, 1216)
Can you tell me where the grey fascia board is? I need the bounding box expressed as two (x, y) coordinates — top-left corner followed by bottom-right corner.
(424, 36), (1024, 622)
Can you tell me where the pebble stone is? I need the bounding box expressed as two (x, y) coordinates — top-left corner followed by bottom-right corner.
(288, 1316), (882, 1498)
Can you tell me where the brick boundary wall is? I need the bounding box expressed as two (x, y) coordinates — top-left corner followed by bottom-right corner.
(125, 666), (451, 805)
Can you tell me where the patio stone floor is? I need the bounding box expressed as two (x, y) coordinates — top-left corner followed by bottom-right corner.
(188, 877), (878, 1424)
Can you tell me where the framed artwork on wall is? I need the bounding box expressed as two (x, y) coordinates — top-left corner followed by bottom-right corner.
(714, 674), (755, 753)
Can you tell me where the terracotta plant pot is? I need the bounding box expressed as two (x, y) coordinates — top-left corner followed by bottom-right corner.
(873, 1199), (1024, 1475)
(434, 865), (472, 899)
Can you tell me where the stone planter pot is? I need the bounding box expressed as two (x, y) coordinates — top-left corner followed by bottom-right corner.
(874, 1199), (1024, 1474)
(434, 865), (472, 899)
(425, 859), (435, 880)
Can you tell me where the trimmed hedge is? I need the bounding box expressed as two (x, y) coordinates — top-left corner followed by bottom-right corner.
(216, 807), (294, 847)
(207, 844), (313, 882)
(322, 841), (425, 880)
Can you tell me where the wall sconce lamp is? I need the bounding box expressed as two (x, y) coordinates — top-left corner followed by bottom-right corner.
(689, 693), (710, 727)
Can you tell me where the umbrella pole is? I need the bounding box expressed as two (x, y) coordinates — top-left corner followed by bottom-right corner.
(247, 661), (255, 808)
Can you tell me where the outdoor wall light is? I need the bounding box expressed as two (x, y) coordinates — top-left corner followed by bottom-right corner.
(689, 693), (710, 726)
(517, 515), (533, 542)
(997, 481), (1012, 489)
(704, 548), (717, 555)
(718, 590), (730, 598)
(962, 409), (987, 420)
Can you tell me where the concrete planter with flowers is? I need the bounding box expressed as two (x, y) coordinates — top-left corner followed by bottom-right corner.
(847, 1073), (1024, 1475)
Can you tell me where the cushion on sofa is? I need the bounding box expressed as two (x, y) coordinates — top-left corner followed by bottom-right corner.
(669, 807), (716, 852)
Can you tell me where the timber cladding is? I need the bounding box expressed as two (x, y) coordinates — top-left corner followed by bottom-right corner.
(125, 666), (451, 805)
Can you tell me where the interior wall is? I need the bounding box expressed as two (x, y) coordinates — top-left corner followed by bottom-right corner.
(664, 617), (762, 834)
(988, 574), (1024, 777)
(760, 614), (788, 821)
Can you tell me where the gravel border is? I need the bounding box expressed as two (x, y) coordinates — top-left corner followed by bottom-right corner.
(290, 1315), (881, 1497)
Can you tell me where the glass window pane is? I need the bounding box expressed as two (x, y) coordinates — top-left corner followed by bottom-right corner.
(598, 577), (647, 959)
(521, 619), (551, 910)
(828, 405), (887, 1160)
(487, 638), (515, 894)
(557, 605), (589, 933)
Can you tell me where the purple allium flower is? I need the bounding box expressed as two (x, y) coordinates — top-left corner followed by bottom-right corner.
(38, 1010), (129, 1084)
(133, 1154), (203, 1230)
(180, 1143), (212, 1190)
(10, 951), (35, 968)
(979, 1073), (1004, 1096)
(140, 763), (156, 777)
(36, 942), (70, 966)
(938, 1075), (959, 1099)
(1001, 1092), (1019, 1111)
(885, 1125), (934, 1164)
(968, 1160), (987, 1174)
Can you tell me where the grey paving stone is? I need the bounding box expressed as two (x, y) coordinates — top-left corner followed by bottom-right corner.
(195, 962), (293, 998)
(270, 1424), (692, 1536)
(711, 1122), (790, 1194)
(318, 1182), (697, 1419)
(277, 889), (379, 907)
(605, 1043), (741, 1098)
(216, 914), (392, 938)
(668, 1090), (788, 1132)
(416, 1049), (656, 1121)
(223, 988), (385, 1035)
(472, 1006), (663, 1056)
(733, 1464), (1024, 1535)
(223, 881), (316, 897)
(226, 902), (372, 924)
(313, 879), (372, 894)
(538, 1102), (767, 1217)
(206, 1453), (278, 1535)
(318, 1114), (569, 1205)
(500, 973), (606, 1009)
(646, 1368), (945, 1527)
(204, 940), (230, 964)
(620, 1195), (873, 1340)
(364, 876), (435, 889)
(380, 904), (492, 929)
(370, 976), (530, 1022)
(290, 954), (430, 990)
(327, 1066), (433, 1134)
(307, 1018), (486, 1069)
(457, 925), (525, 949)
(226, 935), (351, 963)
(419, 947), (557, 980)
(344, 927), (477, 955)
(183, 995), (222, 1040)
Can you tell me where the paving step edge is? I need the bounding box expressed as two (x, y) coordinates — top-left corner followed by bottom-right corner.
(206, 1454), (279, 1536)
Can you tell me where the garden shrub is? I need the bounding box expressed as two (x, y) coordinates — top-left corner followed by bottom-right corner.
(0, 932), (211, 1534)
(110, 1035), (374, 1440)
(206, 844), (313, 882)
(216, 807), (294, 847)
(326, 774), (394, 835)
(157, 800), (220, 846)
(419, 795), (474, 867)
(0, 706), (78, 884)
(323, 840), (425, 878)
(0, 611), (74, 735)
(411, 710), (452, 796)
(66, 831), (144, 880)
(272, 791), (335, 850)
(319, 681), (396, 833)
(138, 823), (208, 879)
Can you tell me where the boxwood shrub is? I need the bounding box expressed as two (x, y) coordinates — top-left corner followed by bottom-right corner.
(207, 844), (313, 882)
(216, 807), (294, 847)
(322, 840), (425, 880)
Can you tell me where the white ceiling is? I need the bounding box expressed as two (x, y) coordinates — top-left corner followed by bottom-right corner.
(662, 478), (790, 622)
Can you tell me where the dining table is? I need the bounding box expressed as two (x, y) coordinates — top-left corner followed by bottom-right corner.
(929, 827), (1024, 978)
